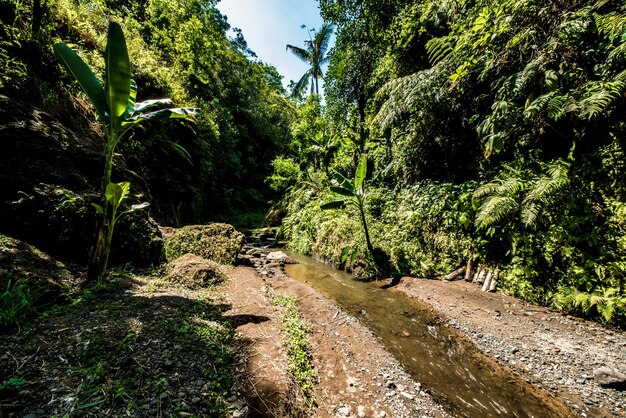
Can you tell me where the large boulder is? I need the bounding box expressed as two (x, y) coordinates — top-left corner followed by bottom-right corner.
(163, 224), (245, 265)
(0, 95), (162, 266)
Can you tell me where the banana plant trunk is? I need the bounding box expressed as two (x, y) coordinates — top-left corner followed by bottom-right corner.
(87, 141), (115, 279)
(358, 201), (373, 254)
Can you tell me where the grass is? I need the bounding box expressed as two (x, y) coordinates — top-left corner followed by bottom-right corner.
(269, 290), (316, 411)
(4, 269), (238, 417)
(0, 278), (36, 330)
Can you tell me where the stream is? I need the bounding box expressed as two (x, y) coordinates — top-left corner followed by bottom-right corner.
(282, 250), (572, 418)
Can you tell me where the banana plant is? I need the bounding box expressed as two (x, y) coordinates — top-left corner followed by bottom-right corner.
(320, 154), (373, 253)
(54, 21), (199, 278)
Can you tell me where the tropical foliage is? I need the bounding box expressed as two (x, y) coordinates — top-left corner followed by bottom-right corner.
(273, 0), (626, 328)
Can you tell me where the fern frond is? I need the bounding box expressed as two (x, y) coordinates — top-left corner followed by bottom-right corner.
(577, 79), (625, 120)
(473, 180), (501, 199)
(475, 195), (519, 229)
(373, 67), (445, 130)
(426, 36), (454, 65)
(521, 160), (569, 227)
(546, 94), (572, 120)
(496, 173), (526, 197)
(524, 93), (551, 120)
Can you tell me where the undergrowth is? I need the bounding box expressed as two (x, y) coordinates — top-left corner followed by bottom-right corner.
(269, 290), (316, 414)
(0, 278), (36, 330)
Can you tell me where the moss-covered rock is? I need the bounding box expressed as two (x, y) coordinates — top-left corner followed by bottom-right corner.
(163, 224), (245, 265)
(164, 254), (227, 289)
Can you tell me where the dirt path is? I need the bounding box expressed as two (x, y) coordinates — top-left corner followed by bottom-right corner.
(393, 277), (626, 417)
(223, 266), (449, 418)
(220, 267), (291, 417)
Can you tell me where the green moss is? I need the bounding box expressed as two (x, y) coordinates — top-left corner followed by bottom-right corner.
(164, 254), (228, 289)
(163, 224), (245, 264)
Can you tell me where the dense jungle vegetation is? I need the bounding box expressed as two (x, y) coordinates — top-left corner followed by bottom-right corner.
(1, 0), (293, 225)
(1, 0), (625, 330)
(272, 0), (626, 328)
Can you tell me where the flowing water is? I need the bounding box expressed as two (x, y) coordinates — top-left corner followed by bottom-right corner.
(283, 251), (572, 418)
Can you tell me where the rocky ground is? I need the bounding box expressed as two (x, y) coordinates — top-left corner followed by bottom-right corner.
(2, 237), (626, 417)
(394, 277), (626, 418)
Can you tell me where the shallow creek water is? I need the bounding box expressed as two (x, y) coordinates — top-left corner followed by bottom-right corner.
(283, 251), (572, 418)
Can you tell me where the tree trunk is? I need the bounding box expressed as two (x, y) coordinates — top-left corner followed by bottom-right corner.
(464, 255), (474, 281)
(87, 141), (114, 279)
(358, 202), (373, 254)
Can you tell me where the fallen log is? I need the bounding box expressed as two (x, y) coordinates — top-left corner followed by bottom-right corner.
(440, 266), (466, 281)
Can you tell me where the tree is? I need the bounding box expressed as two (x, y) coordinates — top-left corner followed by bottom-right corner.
(286, 23), (334, 97)
(54, 21), (198, 279)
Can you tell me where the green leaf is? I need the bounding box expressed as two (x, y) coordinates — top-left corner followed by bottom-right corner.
(91, 203), (104, 214)
(124, 79), (137, 116)
(332, 171), (353, 191)
(105, 21), (131, 120)
(53, 43), (106, 119)
(123, 107), (199, 125)
(105, 181), (130, 210)
(320, 200), (346, 210)
(330, 186), (355, 197)
(354, 154), (367, 190)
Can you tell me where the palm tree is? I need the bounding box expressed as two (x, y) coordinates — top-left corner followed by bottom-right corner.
(286, 23), (333, 97)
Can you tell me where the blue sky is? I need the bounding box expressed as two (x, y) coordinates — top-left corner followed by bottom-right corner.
(216, 0), (331, 92)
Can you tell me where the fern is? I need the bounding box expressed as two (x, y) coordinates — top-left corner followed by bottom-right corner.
(577, 78), (626, 120)
(521, 160), (570, 227)
(554, 287), (626, 324)
(425, 36), (454, 65)
(474, 195), (519, 229)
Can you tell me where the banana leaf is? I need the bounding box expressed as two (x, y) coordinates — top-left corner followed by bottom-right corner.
(330, 186), (356, 197)
(321, 200), (346, 210)
(53, 43), (106, 119)
(105, 21), (131, 119)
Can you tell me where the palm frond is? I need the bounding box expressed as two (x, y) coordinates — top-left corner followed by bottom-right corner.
(291, 69), (313, 99)
(286, 44), (310, 64)
(315, 23), (334, 58)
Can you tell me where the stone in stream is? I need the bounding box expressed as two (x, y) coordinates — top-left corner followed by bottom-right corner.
(266, 251), (296, 264)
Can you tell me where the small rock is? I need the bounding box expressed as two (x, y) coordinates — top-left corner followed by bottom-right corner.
(357, 405), (366, 417)
(337, 405), (351, 416)
(593, 367), (626, 390)
(400, 391), (414, 400)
